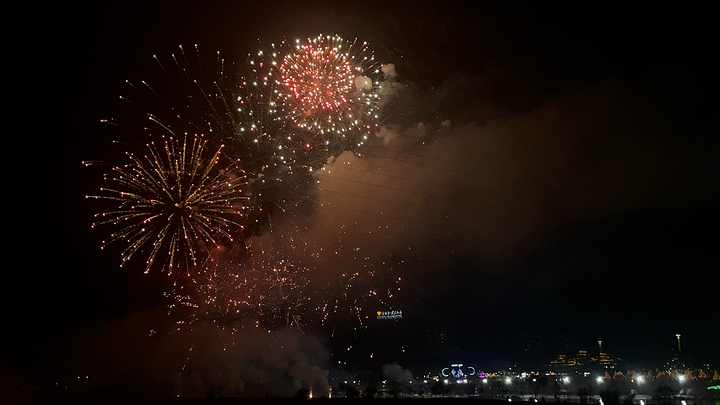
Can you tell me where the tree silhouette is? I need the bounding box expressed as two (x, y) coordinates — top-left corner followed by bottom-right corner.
(364, 381), (379, 398)
(336, 382), (359, 398)
(534, 375), (549, 398)
(431, 381), (447, 396)
(578, 387), (591, 404)
(553, 381), (561, 401)
(654, 384), (675, 405)
(600, 389), (620, 405)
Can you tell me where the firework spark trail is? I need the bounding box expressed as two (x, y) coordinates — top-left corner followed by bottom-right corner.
(313, 254), (404, 330)
(164, 232), (312, 332)
(239, 46), (327, 172)
(86, 134), (249, 275)
(162, 218), (405, 334)
(104, 44), (279, 179)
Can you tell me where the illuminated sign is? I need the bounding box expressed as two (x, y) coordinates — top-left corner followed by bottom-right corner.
(441, 364), (476, 378)
(377, 310), (403, 320)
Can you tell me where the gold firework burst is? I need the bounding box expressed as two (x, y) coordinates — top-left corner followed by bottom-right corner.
(87, 134), (249, 275)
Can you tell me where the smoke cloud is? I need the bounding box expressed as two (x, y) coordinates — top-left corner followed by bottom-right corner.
(30, 308), (331, 401)
(382, 362), (413, 384)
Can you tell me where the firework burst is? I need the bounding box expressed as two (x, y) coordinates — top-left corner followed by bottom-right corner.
(86, 134), (249, 275)
(243, 34), (381, 156)
(280, 34), (381, 146)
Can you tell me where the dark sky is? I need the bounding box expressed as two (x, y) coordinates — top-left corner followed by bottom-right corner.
(6, 0), (719, 400)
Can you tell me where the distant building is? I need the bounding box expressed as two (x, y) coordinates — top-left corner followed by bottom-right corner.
(547, 348), (617, 373)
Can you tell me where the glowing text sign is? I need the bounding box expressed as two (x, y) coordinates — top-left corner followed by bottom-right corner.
(377, 310), (403, 320)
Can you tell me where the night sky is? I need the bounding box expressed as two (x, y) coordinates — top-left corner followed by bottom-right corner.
(6, 0), (719, 400)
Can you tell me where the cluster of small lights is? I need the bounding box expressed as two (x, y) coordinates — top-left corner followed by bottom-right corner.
(167, 254), (308, 328)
